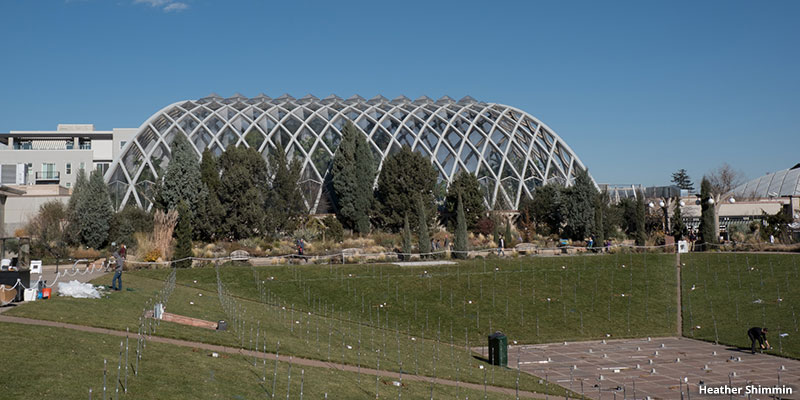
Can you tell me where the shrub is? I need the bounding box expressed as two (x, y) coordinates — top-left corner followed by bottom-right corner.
(323, 216), (344, 242)
(475, 217), (494, 236)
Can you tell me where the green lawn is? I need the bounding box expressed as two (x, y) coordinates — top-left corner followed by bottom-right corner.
(6, 268), (575, 397)
(681, 252), (800, 358)
(0, 322), (517, 399)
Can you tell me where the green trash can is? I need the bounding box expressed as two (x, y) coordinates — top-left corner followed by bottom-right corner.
(488, 331), (508, 367)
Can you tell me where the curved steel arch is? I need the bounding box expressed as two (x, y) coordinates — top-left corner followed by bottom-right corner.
(105, 94), (594, 212)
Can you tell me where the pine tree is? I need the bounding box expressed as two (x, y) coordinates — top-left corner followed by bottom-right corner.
(218, 146), (269, 239)
(443, 172), (485, 230)
(417, 196), (431, 256)
(198, 149), (224, 241)
(66, 168), (89, 245)
(635, 190), (646, 246)
(453, 194), (468, 259)
(265, 143), (305, 236)
(331, 121), (375, 234)
(77, 169), (113, 248)
(375, 146), (437, 231)
(563, 168), (597, 241)
(697, 177), (716, 250)
(157, 133), (206, 213)
(671, 196), (688, 240)
(174, 200), (193, 268)
(671, 169), (694, 191)
(402, 214), (412, 257)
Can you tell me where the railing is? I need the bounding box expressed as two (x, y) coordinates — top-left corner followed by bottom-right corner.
(35, 171), (60, 181)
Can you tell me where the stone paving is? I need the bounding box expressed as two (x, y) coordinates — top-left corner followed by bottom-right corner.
(497, 337), (799, 399)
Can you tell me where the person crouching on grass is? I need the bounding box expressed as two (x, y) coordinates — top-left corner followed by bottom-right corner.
(747, 327), (771, 354)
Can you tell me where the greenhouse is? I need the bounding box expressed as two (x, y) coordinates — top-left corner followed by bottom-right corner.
(106, 94), (593, 213)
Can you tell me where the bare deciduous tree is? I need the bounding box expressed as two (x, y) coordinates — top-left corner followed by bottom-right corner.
(707, 163), (745, 197)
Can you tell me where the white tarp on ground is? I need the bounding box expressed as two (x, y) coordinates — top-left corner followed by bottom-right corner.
(58, 280), (101, 299)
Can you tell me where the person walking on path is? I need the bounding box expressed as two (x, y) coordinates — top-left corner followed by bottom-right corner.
(111, 249), (124, 291)
(498, 237), (505, 256)
(747, 327), (771, 354)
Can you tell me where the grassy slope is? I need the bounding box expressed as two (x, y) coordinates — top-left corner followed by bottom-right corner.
(681, 252), (800, 358)
(0, 323), (514, 400)
(6, 269), (572, 396)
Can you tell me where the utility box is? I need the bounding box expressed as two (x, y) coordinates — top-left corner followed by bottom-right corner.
(488, 331), (508, 367)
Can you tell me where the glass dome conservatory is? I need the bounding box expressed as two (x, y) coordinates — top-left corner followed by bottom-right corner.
(106, 94), (593, 213)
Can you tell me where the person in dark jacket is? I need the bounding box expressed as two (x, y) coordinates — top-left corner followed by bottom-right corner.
(111, 250), (124, 291)
(747, 327), (770, 354)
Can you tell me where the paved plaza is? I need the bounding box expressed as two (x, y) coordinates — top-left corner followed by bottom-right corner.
(494, 337), (798, 399)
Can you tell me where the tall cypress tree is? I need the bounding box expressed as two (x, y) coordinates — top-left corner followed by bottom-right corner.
(174, 200), (193, 268)
(454, 194), (468, 259)
(402, 214), (412, 257)
(697, 177), (716, 250)
(417, 196), (431, 255)
(671, 196), (688, 240)
(635, 190), (646, 246)
(331, 121), (375, 234)
(593, 192), (606, 249)
(77, 169), (113, 248)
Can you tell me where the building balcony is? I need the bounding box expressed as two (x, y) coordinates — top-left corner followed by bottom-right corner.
(34, 171), (60, 184)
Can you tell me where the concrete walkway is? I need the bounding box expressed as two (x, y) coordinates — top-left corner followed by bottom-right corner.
(498, 336), (799, 399)
(0, 314), (550, 399)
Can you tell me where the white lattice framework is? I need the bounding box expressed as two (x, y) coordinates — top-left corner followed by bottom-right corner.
(105, 93), (593, 212)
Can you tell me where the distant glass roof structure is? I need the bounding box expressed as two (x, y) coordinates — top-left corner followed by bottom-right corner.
(730, 163), (800, 199)
(106, 94), (593, 213)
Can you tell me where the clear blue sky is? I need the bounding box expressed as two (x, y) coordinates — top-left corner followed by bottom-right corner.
(1, 0), (798, 187)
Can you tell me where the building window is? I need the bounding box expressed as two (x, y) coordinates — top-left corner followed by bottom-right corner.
(79, 162), (85, 171)
(66, 163), (72, 175)
(120, 141), (127, 149)
(66, 182), (71, 188)
(95, 162), (110, 176)
(42, 163), (56, 179)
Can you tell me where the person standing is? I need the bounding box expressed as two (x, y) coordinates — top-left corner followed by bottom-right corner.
(111, 249), (124, 291)
(498, 237), (505, 256)
(747, 327), (770, 354)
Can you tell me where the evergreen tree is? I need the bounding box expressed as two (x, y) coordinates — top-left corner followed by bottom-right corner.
(697, 177), (717, 250)
(402, 214), (412, 256)
(417, 196), (431, 255)
(635, 190), (646, 246)
(593, 192), (606, 249)
(671, 169), (694, 191)
(198, 149), (225, 241)
(442, 171), (485, 230)
(66, 168), (89, 245)
(77, 169), (113, 248)
(331, 121), (375, 234)
(453, 194), (468, 259)
(563, 168), (597, 241)
(504, 220), (513, 247)
(265, 143), (305, 236)
(173, 201), (193, 268)
(218, 145), (269, 239)
(375, 146), (437, 231)
(157, 133), (206, 213)
(671, 197), (688, 240)
(520, 184), (566, 236)
(110, 206), (153, 247)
